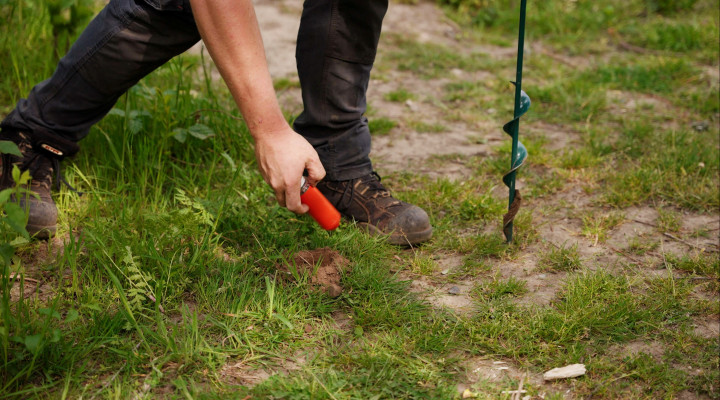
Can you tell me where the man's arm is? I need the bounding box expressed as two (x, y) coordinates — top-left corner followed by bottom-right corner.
(189, 0), (325, 213)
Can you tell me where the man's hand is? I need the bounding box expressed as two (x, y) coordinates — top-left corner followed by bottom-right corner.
(254, 128), (326, 214)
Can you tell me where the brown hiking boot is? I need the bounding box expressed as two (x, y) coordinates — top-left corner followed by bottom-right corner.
(0, 129), (79, 239)
(317, 172), (432, 245)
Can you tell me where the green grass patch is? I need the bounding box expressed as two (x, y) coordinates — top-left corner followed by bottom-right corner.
(384, 88), (416, 102)
(384, 34), (501, 79)
(472, 276), (528, 300)
(600, 126), (720, 210)
(409, 120), (446, 133)
(368, 117), (397, 136)
(584, 58), (698, 94)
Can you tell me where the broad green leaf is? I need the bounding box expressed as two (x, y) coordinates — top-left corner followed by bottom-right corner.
(0, 244), (13, 266)
(24, 334), (43, 354)
(10, 166), (31, 186)
(50, 329), (61, 343)
(107, 108), (125, 117)
(9, 236), (29, 247)
(65, 309), (79, 323)
(173, 128), (187, 143)
(11, 164), (20, 183)
(128, 119), (143, 135)
(39, 308), (62, 319)
(17, 168), (31, 186)
(4, 202), (29, 239)
(0, 141), (21, 156)
(187, 124), (215, 140)
(82, 303), (102, 312)
(0, 188), (13, 204)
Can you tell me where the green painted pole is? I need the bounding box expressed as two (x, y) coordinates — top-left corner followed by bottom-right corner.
(502, 0), (530, 243)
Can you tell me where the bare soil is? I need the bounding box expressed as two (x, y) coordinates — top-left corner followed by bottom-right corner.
(276, 247), (349, 298)
(219, 350), (308, 387)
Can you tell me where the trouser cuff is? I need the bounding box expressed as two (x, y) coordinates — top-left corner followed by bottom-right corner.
(322, 163), (374, 181)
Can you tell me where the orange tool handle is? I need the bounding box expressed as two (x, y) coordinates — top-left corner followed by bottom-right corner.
(300, 178), (341, 231)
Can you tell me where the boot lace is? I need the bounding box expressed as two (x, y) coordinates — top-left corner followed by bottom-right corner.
(335, 172), (399, 211)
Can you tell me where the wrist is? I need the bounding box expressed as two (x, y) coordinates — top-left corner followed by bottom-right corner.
(249, 118), (293, 141)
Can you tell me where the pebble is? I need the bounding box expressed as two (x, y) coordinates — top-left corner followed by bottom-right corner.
(405, 99), (418, 112)
(692, 121), (709, 132)
(543, 363), (586, 381)
(441, 269), (450, 275)
(448, 286), (461, 295)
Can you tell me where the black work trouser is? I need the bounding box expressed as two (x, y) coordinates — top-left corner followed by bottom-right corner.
(1, 0), (388, 180)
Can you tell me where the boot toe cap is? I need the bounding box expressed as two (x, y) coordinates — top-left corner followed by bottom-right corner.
(24, 197), (58, 238)
(385, 204), (432, 245)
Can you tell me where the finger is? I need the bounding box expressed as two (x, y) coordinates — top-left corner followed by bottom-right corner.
(305, 155), (326, 186)
(285, 179), (309, 214)
(276, 188), (286, 208)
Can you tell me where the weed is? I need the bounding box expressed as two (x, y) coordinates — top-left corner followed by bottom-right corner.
(657, 208), (682, 233)
(538, 243), (583, 272)
(664, 252), (719, 278)
(627, 237), (660, 255)
(582, 211), (625, 244)
(472, 276), (528, 300)
(409, 253), (438, 275)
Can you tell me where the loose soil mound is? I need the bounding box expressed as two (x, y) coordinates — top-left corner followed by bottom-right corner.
(277, 247), (349, 298)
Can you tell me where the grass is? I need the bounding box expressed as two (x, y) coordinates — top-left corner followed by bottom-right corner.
(538, 243), (583, 272)
(581, 211), (625, 244)
(1, 0), (719, 398)
(384, 88), (416, 102)
(368, 117), (398, 136)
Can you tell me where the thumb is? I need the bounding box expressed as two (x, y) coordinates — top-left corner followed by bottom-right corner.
(305, 154), (326, 186)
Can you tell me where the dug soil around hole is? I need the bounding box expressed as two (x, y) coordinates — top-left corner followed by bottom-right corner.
(277, 247), (349, 298)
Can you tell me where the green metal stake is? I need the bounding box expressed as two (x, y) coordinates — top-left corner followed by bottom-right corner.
(502, 0), (530, 243)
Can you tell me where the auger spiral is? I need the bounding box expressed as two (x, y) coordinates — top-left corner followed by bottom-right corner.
(502, 0), (529, 243)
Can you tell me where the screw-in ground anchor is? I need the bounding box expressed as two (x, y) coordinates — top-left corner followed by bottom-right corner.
(502, 0), (530, 243)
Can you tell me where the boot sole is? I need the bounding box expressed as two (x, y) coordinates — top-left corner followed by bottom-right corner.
(359, 222), (433, 246)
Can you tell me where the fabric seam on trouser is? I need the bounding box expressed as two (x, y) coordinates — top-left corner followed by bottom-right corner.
(38, 1), (141, 111)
